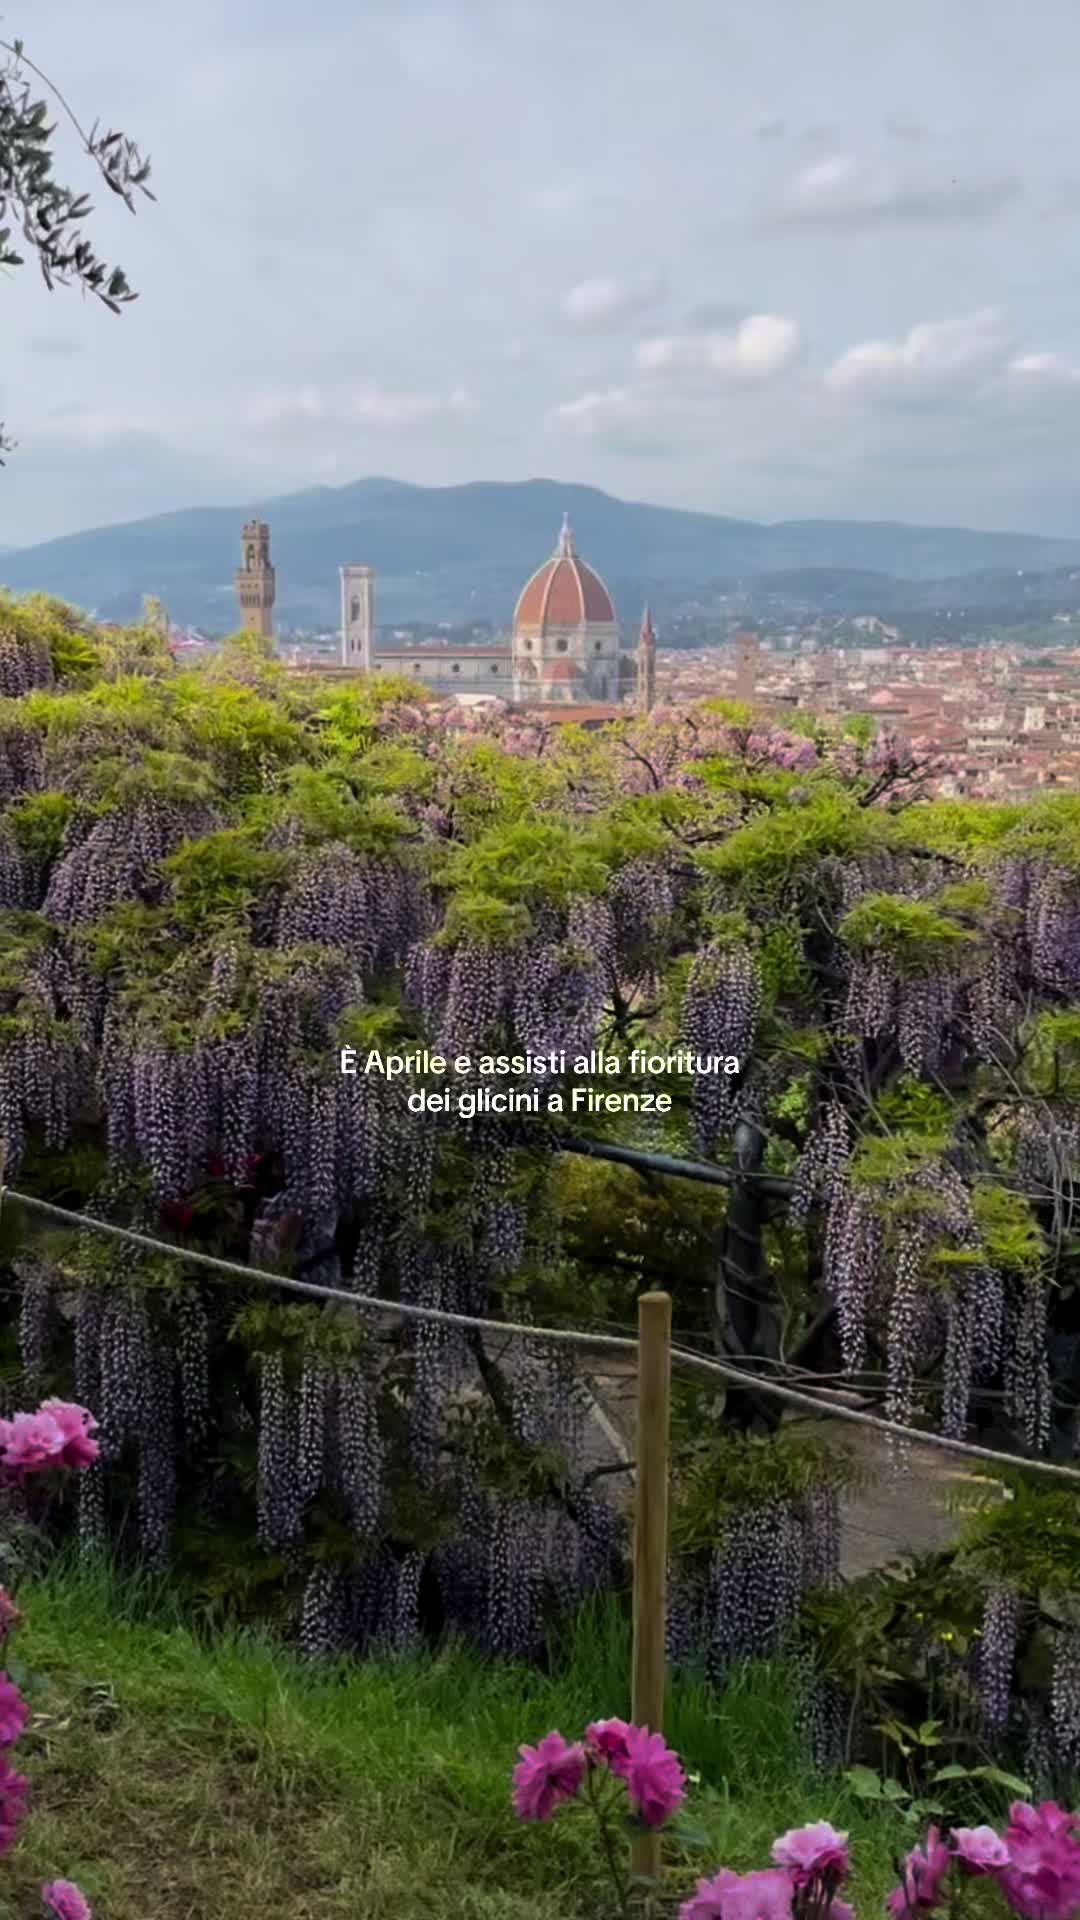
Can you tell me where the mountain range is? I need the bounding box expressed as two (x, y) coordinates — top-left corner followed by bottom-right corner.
(3, 477), (1080, 632)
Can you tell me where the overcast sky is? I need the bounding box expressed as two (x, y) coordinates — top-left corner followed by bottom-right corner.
(5, 0), (1080, 548)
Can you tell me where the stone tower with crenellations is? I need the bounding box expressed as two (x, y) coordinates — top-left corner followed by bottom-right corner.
(235, 520), (276, 639)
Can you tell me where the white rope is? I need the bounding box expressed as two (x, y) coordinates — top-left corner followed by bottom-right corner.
(6, 1182), (1080, 1486)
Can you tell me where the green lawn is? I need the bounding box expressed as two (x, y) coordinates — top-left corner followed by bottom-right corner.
(5, 1565), (908, 1918)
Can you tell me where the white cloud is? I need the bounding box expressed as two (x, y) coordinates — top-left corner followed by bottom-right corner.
(1008, 352), (1080, 383)
(552, 388), (631, 424)
(560, 275), (666, 331)
(40, 408), (158, 444)
(756, 154), (1021, 231)
(349, 384), (472, 425)
(825, 310), (1014, 393)
(248, 386), (324, 426)
(636, 313), (803, 380)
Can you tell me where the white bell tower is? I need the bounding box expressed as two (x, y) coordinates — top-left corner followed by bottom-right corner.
(340, 565), (375, 670)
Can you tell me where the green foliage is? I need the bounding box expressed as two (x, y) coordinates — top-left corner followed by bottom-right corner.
(701, 787), (882, 892)
(955, 1473), (1080, 1597)
(257, 765), (413, 856)
(1022, 1010), (1080, 1102)
(874, 1078), (955, 1139)
(439, 818), (609, 910)
(670, 1420), (863, 1564)
(969, 1186), (1045, 1274)
(839, 893), (980, 974)
(3, 789), (72, 862)
(162, 831), (287, 932)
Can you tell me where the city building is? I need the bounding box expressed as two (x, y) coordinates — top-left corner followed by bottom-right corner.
(234, 521), (275, 638)
(332, 514), (644, 709)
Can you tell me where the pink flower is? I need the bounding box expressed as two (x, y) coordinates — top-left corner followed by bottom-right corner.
(886, 1826), (952, 1915)
(679, 1867), (741, 1920)
(772, 1820), (850, 1885)
(999, 1801), (1080, 1920)
(0, 1756), (29, 1855)
(952, 1826), (1010, 1874)
(0, 1674), (27, 1747)
(36, 1400), (100, 1471)
(679, 1868), (793, 1920)
(511, 1731), (586, 1821)
(41, 1882), (92, 1920)
(724, 1869), (795, 1920)
(622, 1724), (686, 1828)
(0, 1588), (22, 1646)
(585, 1718), (631, 1775)
(0, 1410), (65, 1474)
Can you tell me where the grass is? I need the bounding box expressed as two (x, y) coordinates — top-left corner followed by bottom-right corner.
(3, 1560), (911, 1919)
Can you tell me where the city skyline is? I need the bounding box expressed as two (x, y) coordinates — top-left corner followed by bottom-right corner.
(6, 0), (1080, 548)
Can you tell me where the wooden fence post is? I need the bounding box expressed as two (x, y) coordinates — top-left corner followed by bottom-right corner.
(630, 1289), (672, 1897)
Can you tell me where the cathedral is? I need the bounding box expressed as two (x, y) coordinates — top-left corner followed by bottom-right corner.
(340, 515), (656, 713)
(241, 514), (657, 713)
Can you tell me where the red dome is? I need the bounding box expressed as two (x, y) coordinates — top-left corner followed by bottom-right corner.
(513, 516), (616, 631)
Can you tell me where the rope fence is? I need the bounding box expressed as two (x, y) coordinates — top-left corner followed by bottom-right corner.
(4, 1177), (1080, 1488)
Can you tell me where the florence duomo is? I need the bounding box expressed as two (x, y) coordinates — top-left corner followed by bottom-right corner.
(238, 512), (657, 713)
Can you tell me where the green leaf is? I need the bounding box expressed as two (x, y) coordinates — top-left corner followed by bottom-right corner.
(844, 1765), (886, 1800)
(970, 1767), (1032, 1796)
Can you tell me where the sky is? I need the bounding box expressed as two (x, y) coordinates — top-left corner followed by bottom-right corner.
(5, 0), (1080, 548)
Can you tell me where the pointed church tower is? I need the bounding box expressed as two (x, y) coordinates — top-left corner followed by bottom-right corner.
(637, 604), (657, 713)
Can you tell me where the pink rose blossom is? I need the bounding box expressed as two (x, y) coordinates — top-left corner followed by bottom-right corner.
(886, 1826), (951, 1915)
(772, 1820), (850, 1885)
(679, 1867), (742, 1920)
(511, 1731), (586, 1822)
(724, 1869), (796, 1920)
(622, 1723), (686, 1827)
(0, 1756), (29, 1855)
(0, 1410), (66, 1474)
(679, 1867), (793, 1920)
(585, 1717), (631, 1774)
(952, 1825), (1010, 1874)
(41, 1882), (92, 1920)
(0, 1674), (27, 1747)
(0, 1588), (21, 1646)
(37, 1400), (100, 1471)
(999, 1801), (1080, 1920)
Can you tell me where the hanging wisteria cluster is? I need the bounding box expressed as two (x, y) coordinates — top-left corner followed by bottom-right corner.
(0, 609), (1077, 1707)
(669, 1486), (841, 1687)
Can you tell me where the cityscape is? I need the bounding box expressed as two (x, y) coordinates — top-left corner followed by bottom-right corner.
(4, 4), (1080, 1917)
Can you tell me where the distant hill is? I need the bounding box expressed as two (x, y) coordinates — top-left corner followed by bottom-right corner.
(3, 476), (1080, 631)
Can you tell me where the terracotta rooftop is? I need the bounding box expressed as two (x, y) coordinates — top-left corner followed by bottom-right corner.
(513, 516), (616, 631)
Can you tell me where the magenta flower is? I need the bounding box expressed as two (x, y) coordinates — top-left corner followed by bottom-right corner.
(0, 1674), (28, 1747)
(0, 1588), (22, 1646)
(37, 1400), (100, 1471)
(622, 1724), (686, 1827)
(585, 1717), (631, 1775)
(41, 1884), (92, 1920)
(679, 1867), (741, 1920)
(679, 1867), (794, 1920)
(886, 1826), (952, 1915)
(0, 1410), (65, 1474)
(952, 1825), (1010, 1874)
(511, 1731), (586, 1822)
(772, 1820), (850, 1885)
(999, 1801), (1080, 1920)
(724, 1868), (795, 1920)
(0, 1756), (29, 1856)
